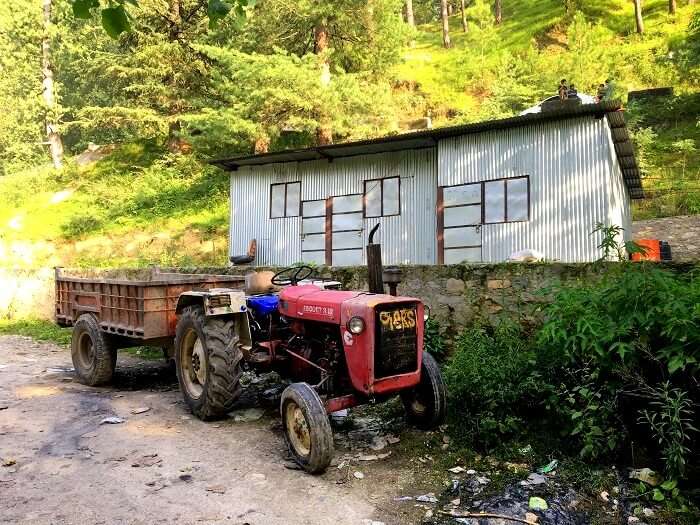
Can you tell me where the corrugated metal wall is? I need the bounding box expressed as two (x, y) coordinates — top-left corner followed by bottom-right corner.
(437, 116), (620, 262)
(230, 149), (437, 266)
(231, 115), (629, 266)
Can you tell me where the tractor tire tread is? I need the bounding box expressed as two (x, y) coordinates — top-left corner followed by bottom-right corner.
(175, 306), (243, 421)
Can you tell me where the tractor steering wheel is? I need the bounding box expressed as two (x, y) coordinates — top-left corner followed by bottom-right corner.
(271, 265), (315, 286)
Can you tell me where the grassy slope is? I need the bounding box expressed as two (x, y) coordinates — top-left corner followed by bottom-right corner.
(0, 0), (697, 269)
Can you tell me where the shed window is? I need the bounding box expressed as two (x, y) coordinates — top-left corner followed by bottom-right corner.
(483, 176), (529, 224)
(364, 177), (400, 217)
(270, 181), (301, 218)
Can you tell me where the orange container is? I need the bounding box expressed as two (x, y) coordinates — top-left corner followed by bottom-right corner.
(632, 239), (661, 261)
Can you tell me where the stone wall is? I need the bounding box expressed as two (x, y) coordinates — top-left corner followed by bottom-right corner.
(3, 264), (696, 342)
(633, 215), (700, 262)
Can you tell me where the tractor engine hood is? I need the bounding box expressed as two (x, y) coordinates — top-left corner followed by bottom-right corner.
(278, 285), (363, 324)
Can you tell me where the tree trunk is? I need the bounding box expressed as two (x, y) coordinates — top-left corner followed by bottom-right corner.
(494, 0), (502, 24)
(447, 2), (454, 15)
(668, 0), (676, 13)
(405, 0), (415, 26)
(460, 0), (468, 32)
(168, 0), (181, 40)
(633, 0), (644, 34)
(440, 0), (451, 48)
(314, 22), (333, 145)
(42, 0), (64, 169)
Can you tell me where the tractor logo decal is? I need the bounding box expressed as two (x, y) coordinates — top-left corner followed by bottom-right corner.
(379, 308), (416, 331)
(343, 331), (354, 346)
(301, 305), (335, 317)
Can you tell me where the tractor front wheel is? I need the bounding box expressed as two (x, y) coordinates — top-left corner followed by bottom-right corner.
(401, 351), (447, 429)
(71, 313), (117, 386)
(280, 383), (334, 474)
(174, 306), (243, 420)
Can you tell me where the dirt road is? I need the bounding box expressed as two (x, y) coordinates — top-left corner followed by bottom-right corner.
(0, 336), (428, 525)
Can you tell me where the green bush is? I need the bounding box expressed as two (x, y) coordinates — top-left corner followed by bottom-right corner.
(444, 322), (540, 447)
(538, 264), (700, 478)
(423, 317), (447, 361)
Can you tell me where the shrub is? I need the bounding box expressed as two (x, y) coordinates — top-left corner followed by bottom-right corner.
(444, 322), (540, 448)
(538, 264), (699, 477)
(423, 318), (447, 362)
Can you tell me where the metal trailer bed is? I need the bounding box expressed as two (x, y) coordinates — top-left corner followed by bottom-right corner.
(55, 267), (245, 344)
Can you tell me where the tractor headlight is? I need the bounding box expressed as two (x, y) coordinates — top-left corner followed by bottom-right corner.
(347, 316), (365, 334)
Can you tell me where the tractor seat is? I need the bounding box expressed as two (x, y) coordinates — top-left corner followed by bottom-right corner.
(246, 294), (280, 317)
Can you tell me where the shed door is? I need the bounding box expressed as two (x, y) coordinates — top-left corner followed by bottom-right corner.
(301, 199), (327, 265)
(439, 184), (482, 264)
(331, 194), (363, 266)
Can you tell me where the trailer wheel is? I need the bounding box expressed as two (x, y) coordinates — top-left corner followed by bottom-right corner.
(281, 383), (334, 474)
(401, 351), (447, 430)
(71, 313), (116, 386)
(174, 305), (243, 420)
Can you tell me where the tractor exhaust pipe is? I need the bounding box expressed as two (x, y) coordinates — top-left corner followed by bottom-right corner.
(366, 224), (384, 294)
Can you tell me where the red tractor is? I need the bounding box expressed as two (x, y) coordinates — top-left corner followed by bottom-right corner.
(174, 265), (446, 473)
(57, 258), (446, 473)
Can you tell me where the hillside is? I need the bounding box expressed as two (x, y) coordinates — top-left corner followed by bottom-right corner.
(0, 0), (698, 269)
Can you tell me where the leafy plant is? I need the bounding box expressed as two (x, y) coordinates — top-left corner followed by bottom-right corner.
(444, 321), (540, 447)
(423, 317), (446, 361)
(639, 382), (698, 479)
(538, 264), (700, 474)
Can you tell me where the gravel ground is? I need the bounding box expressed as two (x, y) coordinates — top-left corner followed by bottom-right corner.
(0, 335), (425, 525)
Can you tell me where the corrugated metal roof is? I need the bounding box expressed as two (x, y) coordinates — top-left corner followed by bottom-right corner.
(210, 101), (643, 198)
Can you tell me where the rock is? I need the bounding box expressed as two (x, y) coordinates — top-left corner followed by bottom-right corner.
(642, 508), (654, 518)
(629, 468), (661, 487)
(451, 498), (461, 506)
(446, 278), (465, 293)
(0, 405), (9, 411)
(100, 416), (125, 425)
(466, 469), (477, 475)
(448, 466), (466, 474)
(628, 517), (640, 524)
(386, 435), (400, 445)
(178, 474), (193, 483)
(232, 408), (264, 422)
(283, 461), (302, 470)
(416, 493), (438, 503)
(599, 491), (609, 502)
(525, 512), (539, 524)
(487, 279), (512, 289)
(353, 471), (364, 479)
(2, 458), (16, 467)
(130, 407), (151, 415)
(424, 510), (434, 518)
(206, 485), (226, 494)
(476, 476), (490, 485)
(369, 436), (388, 451)
(393, 496), (413, 501)
(529, 497), (548, 511)
(521, 473), (547, 486)
(131, 454), (162, 468)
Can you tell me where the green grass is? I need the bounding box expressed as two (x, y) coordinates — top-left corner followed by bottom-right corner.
(0, 319), (72, 345)
(0, 318), (166, 361)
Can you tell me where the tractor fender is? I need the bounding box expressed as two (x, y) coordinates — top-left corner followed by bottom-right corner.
(175, 290), (248, 316)
(175, 290), (253, 355)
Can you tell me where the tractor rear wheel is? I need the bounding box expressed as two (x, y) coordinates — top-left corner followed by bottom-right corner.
(281, 383), (334, 474)
(71, 313), (117, 386)
(174, 306), (243, 420)
(401, 351), (447, 429)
